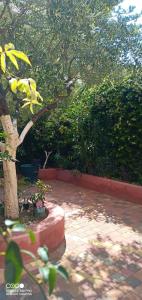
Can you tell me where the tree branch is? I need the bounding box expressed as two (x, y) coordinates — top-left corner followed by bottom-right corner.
(31, 102), (57, 123)
(18, 102), (57, 146)
(17, 120), (34, 146)
(43, 150), (52, 168)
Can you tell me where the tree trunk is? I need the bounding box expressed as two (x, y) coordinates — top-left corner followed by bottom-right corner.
(0, 115), (19, 219)
(0, 102), (56, 219)
(3, 159), (19, 219)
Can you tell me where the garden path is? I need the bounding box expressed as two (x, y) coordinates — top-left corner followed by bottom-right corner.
(1, 180), (142, 299)
(47, 180), (142, 300)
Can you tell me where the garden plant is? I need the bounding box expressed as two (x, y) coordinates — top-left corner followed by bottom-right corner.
(0, 43), (55, 219)
(0, 219), (68, 298)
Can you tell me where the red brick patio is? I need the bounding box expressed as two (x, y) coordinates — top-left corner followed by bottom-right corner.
(48, 180), (142, 300)
(1, 179), (142, 299)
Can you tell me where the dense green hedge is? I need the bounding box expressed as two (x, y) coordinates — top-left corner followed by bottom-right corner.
(18, 75), (142, 184)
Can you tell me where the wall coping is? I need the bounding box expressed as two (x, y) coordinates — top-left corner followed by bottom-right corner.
(38, 168), (142, 204)
(0, 201), (65, 267)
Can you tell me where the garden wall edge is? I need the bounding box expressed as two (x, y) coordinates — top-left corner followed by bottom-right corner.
(38, 168), (142, 204)
(0, 201), (65, 267)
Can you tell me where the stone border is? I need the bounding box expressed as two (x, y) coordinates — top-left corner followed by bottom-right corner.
(0, 202), (65, 267)
(39, 168), (142, 204)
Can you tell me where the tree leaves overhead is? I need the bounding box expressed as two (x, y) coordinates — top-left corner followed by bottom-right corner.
(9, 76), (43, 113)
(9, 50), (31, 66)
(0, 0), (141, 99)
(0, 43), (31, 73)
(1, 52), (6, 73)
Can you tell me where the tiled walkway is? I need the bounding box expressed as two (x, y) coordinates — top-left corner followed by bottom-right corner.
(47, 180), (142, 300)
(1, 180), (142, 299)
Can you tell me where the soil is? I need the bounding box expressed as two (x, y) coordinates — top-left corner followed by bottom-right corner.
(0, 177), (49, 229)
(0, 206), (49, 230)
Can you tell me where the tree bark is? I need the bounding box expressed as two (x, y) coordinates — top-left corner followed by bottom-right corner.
(0, 102), (56, 219)
(3, 158), (18, 219)
(0, 115), (19, 219)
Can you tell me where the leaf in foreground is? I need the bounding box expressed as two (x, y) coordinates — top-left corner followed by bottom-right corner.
(5, 241), (23, 284)
(48, 266), (57, 295)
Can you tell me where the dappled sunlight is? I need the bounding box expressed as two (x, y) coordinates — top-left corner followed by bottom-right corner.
(46, 180), (142, 236)
(1, 180), (141, 299)
(46, 180), (142, 299)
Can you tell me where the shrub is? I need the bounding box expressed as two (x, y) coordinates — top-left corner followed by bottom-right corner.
(19, 74), (142, 184)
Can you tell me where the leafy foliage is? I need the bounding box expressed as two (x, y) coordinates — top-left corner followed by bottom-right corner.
(22, 73), (142, 184)
(0, 42), (43, 114)
(30, 180), (51, 205)
(5, 240), (23, 284)
(0, 43), (31, 73)
(0, 0), (141, 100)
(0, 220), (68, 298)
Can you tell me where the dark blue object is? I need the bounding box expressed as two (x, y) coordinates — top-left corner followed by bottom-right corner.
(32, 159), (41, 168)
(20, 164), (38, 183)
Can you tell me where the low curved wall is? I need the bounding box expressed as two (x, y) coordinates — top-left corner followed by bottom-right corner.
(39, 168), (142, 204)
(0, 202), (65, 267)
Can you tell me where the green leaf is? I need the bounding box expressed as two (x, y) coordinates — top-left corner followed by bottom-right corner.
(5, 220), (18, 227)
(28, 78), (36, 91)
(12, 224), (26, 232)
(36, 91), (43, 101)
(37, 246), (48, 263)
(28, 230), (36, 243)
(5, 241), (23, 284)
(1, 52), (6, 73)
(39, 266), (49, 282)
(48, 266), (57, 295)
(10, 50), (31, 66)
(6, 52), (19, 70)
(31, 100), (42, 105)
(21, 101), (30, 109)
(4, 43), (15, 51)
(9, 78), (18, 93)
(57, 265), (69, 280)
(18, 79), (30, 93)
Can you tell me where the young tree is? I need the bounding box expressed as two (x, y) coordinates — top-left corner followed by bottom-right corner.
(0, 43), (55, 219)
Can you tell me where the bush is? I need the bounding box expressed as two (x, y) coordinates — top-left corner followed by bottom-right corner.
(18, 74), (142, 184)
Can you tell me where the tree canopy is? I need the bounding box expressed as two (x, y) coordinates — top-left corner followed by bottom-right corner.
(0, 0), (141, 102)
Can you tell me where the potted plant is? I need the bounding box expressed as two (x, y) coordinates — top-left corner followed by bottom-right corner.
(30, 180), (51, 218)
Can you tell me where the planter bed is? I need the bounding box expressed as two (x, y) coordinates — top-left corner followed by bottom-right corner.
(0, 202), (64, 267)
(39, 168), (142, 204)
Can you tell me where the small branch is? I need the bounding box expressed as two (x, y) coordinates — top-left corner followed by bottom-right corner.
(31, 102), (57, 123)
(18, 120), (34, 146)
(43, 151), (52, 169)
(18, 102), (57, 146)
(23, 266), (47, 300)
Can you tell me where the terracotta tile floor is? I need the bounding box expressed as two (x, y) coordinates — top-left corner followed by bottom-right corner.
(48, 180), (142, 300)
(1, 180), (142, 299)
